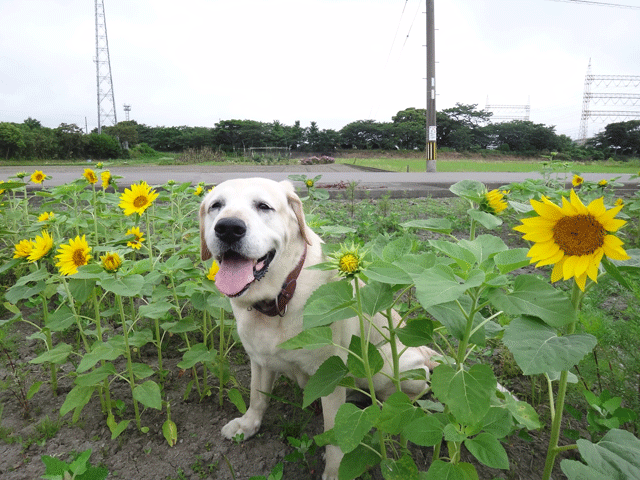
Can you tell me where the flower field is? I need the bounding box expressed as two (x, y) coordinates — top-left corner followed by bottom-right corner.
(1, 167), (640, 479)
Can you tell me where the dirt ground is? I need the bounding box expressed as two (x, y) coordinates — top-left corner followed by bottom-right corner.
(0, 317), (572, 480)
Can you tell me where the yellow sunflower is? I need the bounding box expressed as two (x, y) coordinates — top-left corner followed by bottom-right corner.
(83, 168), (98, 184)
(481, 189), (508, 215)
(207, 260), (220, 281)
(13, 239), (34, 259)
(0, 180), (5, 195)
(118, 181), (159, 216)
(101, 252), (122, 272)
(330, 243), (367, 278)
(514, 190), (630, 291)
(101, 170), (111, 190)
(193, 185), (204, 197)
(55, 235), (92, 276)
(126, 226), (145, 250)
(38, 211), (55, 222)
(572, 175), (584, 187)
(598, 179), (608, 187)
(28, 231), (54, 262)
(31, 170), (46, 184)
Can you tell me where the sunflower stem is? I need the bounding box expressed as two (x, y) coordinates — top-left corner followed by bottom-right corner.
(40, 294), (58, 396)
(91, 183), (100, 246)
(541, 281), (582, 480)
(218, 307), (226, 407)
(354, 280), (387, 461)
(116, 294), (142, 430)
(92, 289), (113, 417)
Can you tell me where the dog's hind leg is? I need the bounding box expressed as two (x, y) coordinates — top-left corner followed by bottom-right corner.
(221, 360), (276, 440)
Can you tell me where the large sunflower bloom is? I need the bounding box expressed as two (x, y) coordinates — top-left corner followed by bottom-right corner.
(514, 190), (630, 291)
(55, 235), (92, 276)
(119, 181), (159, 216)
(28, 231), (54, 262)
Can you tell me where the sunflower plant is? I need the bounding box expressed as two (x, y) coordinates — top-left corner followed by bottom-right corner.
(284, 178), (640, 479)
(1, 169), (232, 449)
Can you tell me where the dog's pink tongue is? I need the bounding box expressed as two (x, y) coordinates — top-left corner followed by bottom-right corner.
(215, 256), (255, 297)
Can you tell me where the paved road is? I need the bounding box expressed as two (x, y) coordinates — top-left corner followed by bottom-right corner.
(2, 163), (638, 198)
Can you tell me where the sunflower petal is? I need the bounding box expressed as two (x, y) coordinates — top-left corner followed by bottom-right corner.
(587, 250), (603, 282)
(563, 255), (580, 280)
(531, 198), (564, 220)
(569, 190), (588, 215)
(528, 240), (560, 263)
(586, 197), (606, 217)
(602, 235), (630, 260)
(535, 249), (565, 267)
(573, 255), (590, 278)
(551, 260), (565, 283)
(574, 272), (588, 291)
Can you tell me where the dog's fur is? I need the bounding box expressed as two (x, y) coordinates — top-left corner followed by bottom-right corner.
(199, 178), (438, 480)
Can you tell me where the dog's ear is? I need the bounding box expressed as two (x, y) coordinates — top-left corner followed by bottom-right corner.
(282, 181), (312, 246)
(199, 201), (213, 261)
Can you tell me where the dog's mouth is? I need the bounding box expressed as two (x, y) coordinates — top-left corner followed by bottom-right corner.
(214, 249), (276, 297)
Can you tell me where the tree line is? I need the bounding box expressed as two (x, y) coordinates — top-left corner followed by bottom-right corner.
(1, 105), (639, 160)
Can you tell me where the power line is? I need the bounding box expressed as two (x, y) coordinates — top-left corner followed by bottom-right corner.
(545, 0), (640, 10)
(402, 0), (424, 48)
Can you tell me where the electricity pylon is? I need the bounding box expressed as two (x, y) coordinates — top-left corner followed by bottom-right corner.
(95, 0), (117, 134)
(579, 60), (640, 143)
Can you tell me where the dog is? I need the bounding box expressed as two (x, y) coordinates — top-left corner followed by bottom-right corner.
(199, 178), (438, 480)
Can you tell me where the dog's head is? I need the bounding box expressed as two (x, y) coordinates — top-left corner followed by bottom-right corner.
(199, 178), (311, 300)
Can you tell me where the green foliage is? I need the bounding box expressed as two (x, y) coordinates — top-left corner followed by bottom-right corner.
(83, 133), (122, 159)
(0, 122), (26, 159)
(40, 449), (108, 480)
(286, 176), (640, 479)
(561, 429), (640, 480)
(10, 105), (634, 160)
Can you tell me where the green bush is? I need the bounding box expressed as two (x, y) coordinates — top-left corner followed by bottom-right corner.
(83, 133), (122, 160)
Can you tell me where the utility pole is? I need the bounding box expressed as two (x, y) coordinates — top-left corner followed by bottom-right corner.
(426, 0), (437, 172)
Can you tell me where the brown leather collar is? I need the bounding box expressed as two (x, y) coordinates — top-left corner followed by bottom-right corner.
(251, 243), (307, 317)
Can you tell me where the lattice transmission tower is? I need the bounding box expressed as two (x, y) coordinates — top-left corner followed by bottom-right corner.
(579, 60), (640, 143)
(485, 97), (530, 123)
(95, 0), (117, 134)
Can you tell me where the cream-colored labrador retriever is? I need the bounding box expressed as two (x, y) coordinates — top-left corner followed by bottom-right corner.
(199, 178), (438, 480)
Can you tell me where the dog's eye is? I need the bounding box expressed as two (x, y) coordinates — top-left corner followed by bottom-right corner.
(256, 202), (273, 212)
(209, 201), (222, 211)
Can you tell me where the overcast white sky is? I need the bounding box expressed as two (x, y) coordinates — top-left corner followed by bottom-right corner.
(2, 0), (640, 140)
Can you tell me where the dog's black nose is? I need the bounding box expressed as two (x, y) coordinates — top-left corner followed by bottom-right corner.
(215, 217), (247, 243)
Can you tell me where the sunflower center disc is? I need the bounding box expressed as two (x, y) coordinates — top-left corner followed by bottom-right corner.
(133, 195), (148, 208)
(72, 249), (86, 267)
(553, 214), (605, 256)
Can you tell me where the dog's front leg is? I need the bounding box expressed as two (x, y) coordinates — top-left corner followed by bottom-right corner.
(321, 385), (346, 480)
(221, 360), (276, 440)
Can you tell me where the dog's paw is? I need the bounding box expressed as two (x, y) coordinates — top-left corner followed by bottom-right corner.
(221, 416), (261, 440)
